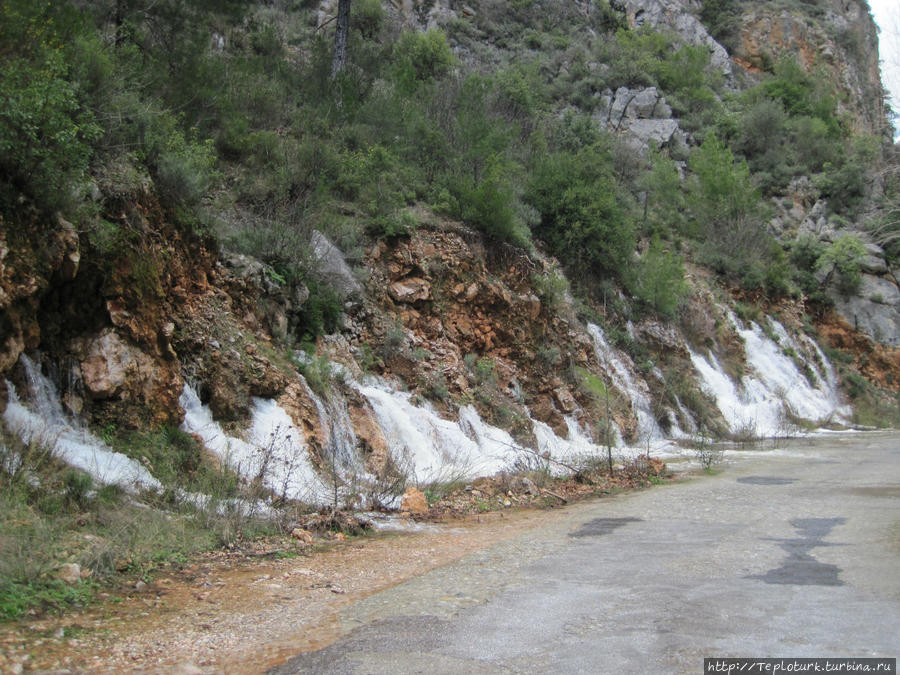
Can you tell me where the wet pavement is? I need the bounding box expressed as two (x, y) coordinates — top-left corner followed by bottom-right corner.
(272, 432), (900, 674)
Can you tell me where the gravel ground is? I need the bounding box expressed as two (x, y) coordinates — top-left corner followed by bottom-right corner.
(0, 506), (584, 673)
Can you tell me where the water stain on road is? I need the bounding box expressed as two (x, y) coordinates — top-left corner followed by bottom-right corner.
(737, 476), (797, 485)
(568, 517), (642, 538)
(750, 517), (847, 586)
(848, 486), (900, 498)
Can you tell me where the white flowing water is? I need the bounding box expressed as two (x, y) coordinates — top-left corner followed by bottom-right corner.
(586, 323), (665, 441)
(3, 305), (852, 506)
(356, 380), (516, 483)
(690, 314), (846, 437)
(2, 354), (161, 490)
(180, 384), (331, 504)
(303, 380), (364, 475)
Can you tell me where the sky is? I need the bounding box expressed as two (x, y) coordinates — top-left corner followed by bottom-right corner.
(869, 0), (900, 138)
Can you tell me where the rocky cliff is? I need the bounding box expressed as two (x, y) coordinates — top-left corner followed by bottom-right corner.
(2, 0), (900, 511)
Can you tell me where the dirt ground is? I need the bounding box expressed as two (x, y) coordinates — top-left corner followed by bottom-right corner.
(0, 505), (583, 674)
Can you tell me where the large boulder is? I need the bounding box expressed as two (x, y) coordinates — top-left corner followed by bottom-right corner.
(311, 231), (362, 299)
(595, 87), (685, 151)
(833, 274), (900, 347)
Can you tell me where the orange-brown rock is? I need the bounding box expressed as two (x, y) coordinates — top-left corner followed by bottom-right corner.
(400, 487), (428, 514)
(389, 277), (431, 303)
(347, 401), (390, 473)
(818, 312), (900, 391)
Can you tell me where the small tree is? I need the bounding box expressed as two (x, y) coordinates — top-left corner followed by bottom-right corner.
(816, 234), (867, 297)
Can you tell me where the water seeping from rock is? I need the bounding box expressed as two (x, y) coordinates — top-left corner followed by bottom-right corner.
(4, 306), (851, 504)
(179, 382), (331, 504)
(355, 379), (515, 484)
(690, 312), (848, 437)
(2, 354), (161, 490)
(586, 322), (666, 442)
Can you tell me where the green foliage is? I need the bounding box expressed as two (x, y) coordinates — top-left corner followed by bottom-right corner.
(637, 149), (686, 236)
(0, 1), (100, 214)
(297, 280), (344, 340)
(697, 0), (742, 51)
(393, 29), (454, 91)
(688, 133), (760, 229)
(531, 271), (570, 311)
(369, 210), (418, 240)
(527, 141), (635, 279)
(686, 134), (778, 289)
(762, 59), (838, 132)
(152, 130), (218, 211)
(596, 29), (721, 126)
(816, 234), (867, 297)
(628, 237), (688, 319)
(577, 368), (609, 403)
(464, 354), (497, 386)
(815, 135), (879, 218)
(0, 579), (96, 621)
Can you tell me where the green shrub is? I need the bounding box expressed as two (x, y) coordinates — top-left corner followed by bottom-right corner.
(628, 237), (688, 319)
(527, 142), (635, 279)
(392, 29), (455, 92)
(816, 234), (866, 297)
(297, 281), (344, 340)
(0, 3), (100, 214)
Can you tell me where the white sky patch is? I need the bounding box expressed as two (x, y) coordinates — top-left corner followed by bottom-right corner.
(869, 0), (900, 139)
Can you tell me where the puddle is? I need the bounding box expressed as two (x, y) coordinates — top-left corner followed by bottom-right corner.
(750, 517), (846, 586)
(569, 517), (642, 538)
(847, 486), (900, 498)
(737, 476), (797, 485)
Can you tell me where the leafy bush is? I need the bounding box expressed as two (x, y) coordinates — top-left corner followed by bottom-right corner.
(527, 142), (635, 279)
(816, 234), (867, 297)
(392, 29), (455, 92)
(0, 2), (100, 214)
(628, 237), (688, 319)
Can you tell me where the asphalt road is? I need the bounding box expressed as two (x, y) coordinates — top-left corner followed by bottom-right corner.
(272, 433), (900, 674)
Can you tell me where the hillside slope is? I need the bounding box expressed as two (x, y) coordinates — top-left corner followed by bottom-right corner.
(2, 0), (900, 619)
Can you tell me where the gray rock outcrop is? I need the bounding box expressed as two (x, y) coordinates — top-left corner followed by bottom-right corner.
(594, 86), (687, 152)
(834, 274), (900, 347)
(621, 0), (733, 80)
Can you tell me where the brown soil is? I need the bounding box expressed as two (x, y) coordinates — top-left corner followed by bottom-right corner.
(0, 500), (598, 673)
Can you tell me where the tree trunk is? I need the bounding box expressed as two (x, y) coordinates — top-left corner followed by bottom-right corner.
(330, 0), (351, 79)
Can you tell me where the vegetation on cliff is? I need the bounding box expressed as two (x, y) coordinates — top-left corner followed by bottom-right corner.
(0, 0), (893, 326)
(2, 0), (900, 622)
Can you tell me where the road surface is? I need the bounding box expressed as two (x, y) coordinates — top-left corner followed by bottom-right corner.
(272, 432), (900, 674)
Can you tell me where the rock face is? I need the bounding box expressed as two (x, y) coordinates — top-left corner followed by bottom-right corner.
(734, 0), (888, 139)
(356, 218), (617, 438)
(594, 86), (686, 152)
(621, 0), (733, 79)
(0, 214), (82, 374)
(834, 275), (900, 347)
(310, 231), (362, 299)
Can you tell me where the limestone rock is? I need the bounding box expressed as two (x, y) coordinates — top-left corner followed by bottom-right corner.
(860, 255), (888, 275)
(553, 387), (579, 414)
(595, 86), (684, 152)
(834, 274), (900, 347)
(627, 118), (680, 146)
(621, 0), (732, 79)
(311, 231), (362, 299)
(78, 330), (149, 398)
